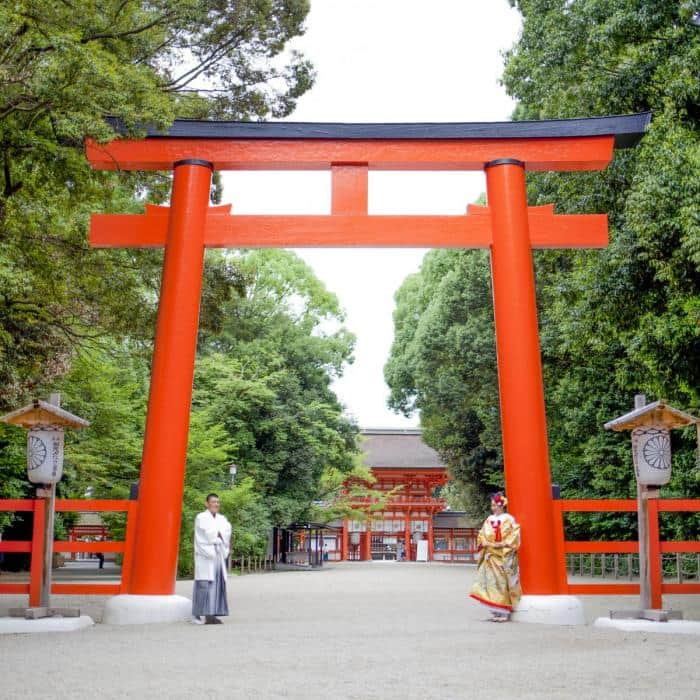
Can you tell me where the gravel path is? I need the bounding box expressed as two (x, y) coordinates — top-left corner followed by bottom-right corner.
(1, 562), (699, 699)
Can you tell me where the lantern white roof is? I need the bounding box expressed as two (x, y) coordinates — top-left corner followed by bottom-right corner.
(0, 399), (90, 429)
(604, 400), (699, 432)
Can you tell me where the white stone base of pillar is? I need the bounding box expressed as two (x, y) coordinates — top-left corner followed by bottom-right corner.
(102, 594), (191, 625)
(511, 595), (585, 625)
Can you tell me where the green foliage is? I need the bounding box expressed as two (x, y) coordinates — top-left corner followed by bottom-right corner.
(385, 249), (502, 505)
(387, 2), (700, 539)
(51, 343), (149, 498)
(0, 1), (314, 407)
(37, 247), (356, 575)
(0, 425), (26, 530)
(195, 250), (358, 527)
(0, 3), (362, 575)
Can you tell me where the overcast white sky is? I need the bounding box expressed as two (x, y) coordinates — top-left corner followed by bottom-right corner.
(221, 1), (521, 429)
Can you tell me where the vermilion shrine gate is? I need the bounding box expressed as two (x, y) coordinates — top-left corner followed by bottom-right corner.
(87, 113), (651, 612)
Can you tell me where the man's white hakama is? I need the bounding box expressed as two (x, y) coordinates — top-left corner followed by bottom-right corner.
(192, 510), (231, 619)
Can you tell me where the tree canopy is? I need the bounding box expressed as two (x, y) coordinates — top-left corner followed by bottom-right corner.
(0, 0), (313, 408)
(0, 2), (363, 571)
(386, 2), (699, 537)
(6, 248), (359, 574)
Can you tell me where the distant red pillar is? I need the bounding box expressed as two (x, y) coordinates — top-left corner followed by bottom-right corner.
(130, 159), (213, 595)
(364, 528), (372, 561)
(485, 159), (561, 595)
(404, 512), (411, 562)
(341, 522), (348, 561)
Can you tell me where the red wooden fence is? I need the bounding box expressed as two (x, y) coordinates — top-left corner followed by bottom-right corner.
(555, 499), (700, 607)
(0, 499), (137, 606)
(2, 497), (699, 608)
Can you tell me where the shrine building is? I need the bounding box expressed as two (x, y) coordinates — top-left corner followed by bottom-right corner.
(337, 429), (478, 562)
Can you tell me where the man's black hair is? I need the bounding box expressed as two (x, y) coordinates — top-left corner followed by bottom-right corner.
(206, 493), (219, 502)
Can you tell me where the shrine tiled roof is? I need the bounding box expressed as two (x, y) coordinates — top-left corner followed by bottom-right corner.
(76, 512), (104, 527)
(360, 429), (445, 470)
(433, 511), (480, 529)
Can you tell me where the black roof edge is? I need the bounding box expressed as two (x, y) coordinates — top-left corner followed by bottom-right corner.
(105, 112), (651, 149)
(284, 522), (341, 531)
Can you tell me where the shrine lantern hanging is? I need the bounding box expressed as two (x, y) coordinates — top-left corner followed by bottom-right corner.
(604, 398), (699, 487)
(0, 397), (89, 484)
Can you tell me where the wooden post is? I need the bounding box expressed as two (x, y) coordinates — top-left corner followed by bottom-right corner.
(427, 515), (434, 562)
(404, 512), (411, 562)
(637, 480), (651, 608)
(120, 499), (138, 593)
(633, 393), (652, 610)
(551, 497), (569, 591)
(39, 392), (62, 607)
(647, 496), (662, 609)
(341, 522), (348, 561)
(40, 483), (56, 607)
(28, 499), (45, 607)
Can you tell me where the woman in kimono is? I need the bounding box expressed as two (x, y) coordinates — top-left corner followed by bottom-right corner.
(192, 493), (232, 625)
(469, 492), (521, 621)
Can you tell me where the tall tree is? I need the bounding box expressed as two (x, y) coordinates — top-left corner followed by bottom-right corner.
(503, 1), (699, 505)
(195, 250), (358, 527)
(18, 249), (358, 572)
(0, 1), (313, 407)
(385, 249), (501, 516)
(387, 2), (700, 535)
(0, 3), (329, 558)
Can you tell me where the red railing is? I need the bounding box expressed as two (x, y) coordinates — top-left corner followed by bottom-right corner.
(555, 499), (700, 606)
(0, 498), (137, 605)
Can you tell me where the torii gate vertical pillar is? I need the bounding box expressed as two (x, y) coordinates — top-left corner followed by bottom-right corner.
(130, 159), (212, 594)
(486, 159), (583, 624)
(103, 159), (212, 624)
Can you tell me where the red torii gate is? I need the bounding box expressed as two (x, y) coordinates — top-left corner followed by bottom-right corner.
(87, 113), (649, 603)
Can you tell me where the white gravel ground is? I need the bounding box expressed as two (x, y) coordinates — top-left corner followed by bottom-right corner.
(1, 562), (699, 700)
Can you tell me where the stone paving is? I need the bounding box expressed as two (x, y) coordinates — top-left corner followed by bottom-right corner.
(1, 562), (699, 699)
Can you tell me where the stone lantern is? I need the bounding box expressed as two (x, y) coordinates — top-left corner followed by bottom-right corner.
(0, 394), (89, 618)
(604, 394), (699, 620)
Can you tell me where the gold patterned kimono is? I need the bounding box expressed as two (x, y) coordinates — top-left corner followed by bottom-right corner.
(469, 512), (521, 611)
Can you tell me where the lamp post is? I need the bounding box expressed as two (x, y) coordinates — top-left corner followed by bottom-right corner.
(604, 395), (699, 621)
(226, 463), (238, 573)
(0, 393), (89, 618)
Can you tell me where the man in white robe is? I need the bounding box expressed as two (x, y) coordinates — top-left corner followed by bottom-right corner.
(192, 493), (231, 625)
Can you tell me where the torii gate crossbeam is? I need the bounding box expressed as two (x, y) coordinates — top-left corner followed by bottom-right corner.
(87, 113), (649, 607)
